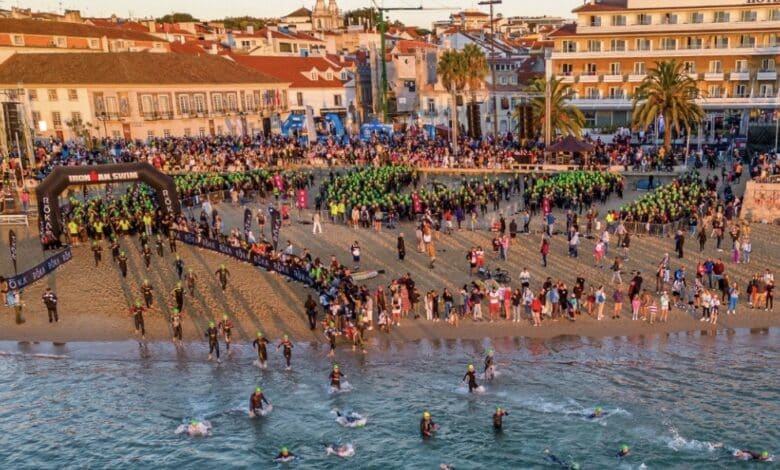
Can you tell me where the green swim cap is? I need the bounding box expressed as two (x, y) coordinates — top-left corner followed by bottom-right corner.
(761, 451), (769, 458)
(621, 444), (629, 452)
(595, 407), (603, 413)
(488, 349), (494, 355)
(255, 387), (262, 393)
(333, 364), (339, 370)
(135, 300), (142, 307)
(468, 364), (474, 370)
(172, 308), (179, 313)
(496, 406), (502, 412)
(570, 463), (581, 470)
(281, 447), (288, 453)
(329, 321), (335, 327)
(284, 334), (289, 339)
(423, 411), (430, 418)
(220, 264), (225, 269)
(223, 313), (228, 320)
(209, 321), (215, 327)
(190, 419), (197, 426)
(257, 331), (263, 337)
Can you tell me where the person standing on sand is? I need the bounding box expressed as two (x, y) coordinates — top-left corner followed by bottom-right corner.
(674, 229), (685, 259)
(41, 288), (58, 323)
(305, 294), (318, 330)
(612, 285), (624, 319)
(312, 211), (323, 235)
(540, 237), (550, 268)
(174, 255), (184, 280)
(185, 268), (197, 297)
(91, 241), (102, 267)
(171, 281), (185, 311)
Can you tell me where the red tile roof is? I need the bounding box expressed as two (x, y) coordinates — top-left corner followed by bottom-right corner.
(0, 18), (161, 42)
(547, 23), (577, 37)
(395, 40), (437, 54)
(230, 55), (345, 89)
(572, 1), (627, 13)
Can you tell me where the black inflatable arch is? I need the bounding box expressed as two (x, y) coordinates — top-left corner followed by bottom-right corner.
(36, 162), (181, 239)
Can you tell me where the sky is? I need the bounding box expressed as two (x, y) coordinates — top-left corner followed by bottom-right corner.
(18, 0), (582, 27)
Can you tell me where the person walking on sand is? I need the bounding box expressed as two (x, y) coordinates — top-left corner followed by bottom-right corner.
(312, 211), (323, 235)
(215, 264), (230, 291)
(397, 233), (406, 261)
(595, 285), (606, 320)
(540, 237), (550, 267)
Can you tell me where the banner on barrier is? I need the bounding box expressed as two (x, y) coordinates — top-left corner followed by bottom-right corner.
(6, 246), (73, 290)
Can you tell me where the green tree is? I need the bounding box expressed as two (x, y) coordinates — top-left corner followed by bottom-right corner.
(343, 7), (376, 29)
(438, 49), (468, 153)
(223, 16), (268, 31)
(523, 77), (585, 138)
(157, 13), (198, 23)
(632, 60), (705, 151)
(462, 44), (488, 137)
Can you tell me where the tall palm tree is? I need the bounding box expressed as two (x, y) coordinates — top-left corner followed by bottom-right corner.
(632, 60), (705, 151)
(462, 44), (488, 138)
(438, 49), (468, 153)
(521, 77), (585, 138)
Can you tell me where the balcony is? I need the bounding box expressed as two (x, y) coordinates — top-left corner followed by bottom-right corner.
(575, 18), (780, 36)
(551, 44), (780, 60)
(758, 71), (778, 80)
(730, 72), (750, 81)
(603, 74), (624, 83)
(96, 112), (120, 121)
(142, 112), (174, 120)
(704, 72), (724, 81)
(579, 74), (599, 83)
(558, 75), (574, 83)
(687, 73), (700, 80)
(628, 74), (645, 82)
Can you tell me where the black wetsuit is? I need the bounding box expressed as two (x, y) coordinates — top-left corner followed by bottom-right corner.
(463, 370), (479, 392)
(493, 410), (508, 430)
(142, 246), (151, 269)
(420, 418), (435, 438)
(278, 340), (293, 367)
(169, 233), (177, 253)
(118, 255), (128, 277)
(42, 291), (58, 323)
(174, 259), (184, 279)
(253, 337), (269, 362)
(172, 286), (185, 311)
(218, 320), (233, 350)
(206, 326), (220, 359)
(141, 284), (154, 308)
(110, 240), (120, 262)
(171, 314), (183, 341)
(216, 268), (230, 291)
(92, 244), (102, 266)
(329, 370), (345, 389)
(326, 328), (337, 352)
(185, 272), (197, 296)
(130, 306), (145, 336)
(156, 238), (164, 257)
(484, 355), (495, 379)
(275, 453), (295, 461)
(250, 392), (269, 413)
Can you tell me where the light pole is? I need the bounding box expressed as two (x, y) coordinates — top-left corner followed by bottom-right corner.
(774, 89), (780, 154)
(479, 0), (501, 138)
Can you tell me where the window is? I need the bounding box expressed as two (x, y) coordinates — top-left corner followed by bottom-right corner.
(635, 38), (651, 51)
(52, 111), (62, 126)
(771, 9), (780, 21)
(683, 61), (696, 73)
(67, 89), (78, 101)
(12, 35), (23, 46)
(713, 11), (729, 23)
(761, 58), (776, 72)
(296, 92), (303, 106)
(633, 62), (646, 75)
(48, 89), (58, 101)
(585, 87), (599, 99)
(158, 95), (170, 114)
(499, 76), (507, 85)
(115, 40), (124, 49)
(510, 76), (517, 85)
(340, 71), (347, 80)
(178, 95), (191, 114)
(245, 93), (255, 111)
(106, 96), (118, 114)
(663, 14), (677, 25)
(94, 96), (105, 114)
(609, 63), (621, 75)
(141, 95), (154, 115)
(561, 63), (573, 76)
(112, 130), (121, 139)
(589, 16), (601, 27)
(713, 36), (729, 49)
(183, 128), (191, 137)
(660, 38), (676, 50)
(768, 34), (779, 47)
(608, 87), (624, 99)
(212, 93), (224, 113)
(70, 112), (81, 123)
(334, 94), (342, 107)
(686, 37), (702, 49)
(708, 85), (723, 98)
(31, 111), (41, 125)
(310, 71), (318, 80)
(279, 42), (292, 53)
(28, 89), (37, 101)
(585, 63), (597, 75)
(88, 38), (99, 49)
(326, 72), (333, 80)
(611, 15), (626, 26)
(735, 60), (748, 73)
(427, 98), (435, 114)
(740, 11), (757, 22)
(734, 84), (748, 98)
(709, 60), (722, 73)
(586, 40), (601, 52)
(561, 40), (576, 52)
(163, 129), (171, 138)
(689, 12), (703, 24)
(194, 94), (206, 113)
(55, 36), (66, 47)
(199, 127), (206, 137)
(147, 130), (155, 140)
(759, 84), (774, 97)
(216, 126), (223, 135)
(610, 39), (626, 51)
(739, 35), (755, 48)
(226, 93), (238, 112)
(637, 14), (652, 26)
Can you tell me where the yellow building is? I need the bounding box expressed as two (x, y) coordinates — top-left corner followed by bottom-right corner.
(0, 52), (289, 142)
(549, 0), (780, 130)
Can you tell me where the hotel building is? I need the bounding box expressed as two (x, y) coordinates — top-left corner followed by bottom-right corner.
(548, 0), (780, 131)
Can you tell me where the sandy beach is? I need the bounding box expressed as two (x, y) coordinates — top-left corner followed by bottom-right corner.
(1, 172), (778, 346)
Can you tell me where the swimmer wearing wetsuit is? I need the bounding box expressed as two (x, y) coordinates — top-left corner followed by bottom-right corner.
(249, 387), (269, 416)
(277, 335), (293, 368)
(420, 411), (436, 438)
(275, 447), (295, 461)
(329, 364), (345, 389)
(205, 321), (220, 362)
(484, 349), (495, 380)
(493, 406), (509, 431)
(588, 407), (606, 419)
(217, 314), (233, 351)
(463, 364), (479, 392)
(325, 322), (338, 357)
(252, 332), (269, 367)
(544, 449), (581, 469)
(171, 308), (183, 343)
(735, 450), (769, 461)
(617, 444), (630, 457)
(335, 410), (360, 424)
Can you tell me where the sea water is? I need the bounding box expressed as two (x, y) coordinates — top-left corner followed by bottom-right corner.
(0, 328), (777, 468)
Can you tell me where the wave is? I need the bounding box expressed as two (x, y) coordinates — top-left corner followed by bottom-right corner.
(666, 426), (723, 452)
(0, 351), (68, 359)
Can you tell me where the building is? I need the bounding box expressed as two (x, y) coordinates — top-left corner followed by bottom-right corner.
(312, 0), (343, 32)
(230, 55), (352, 118)
(451, 10), (491, 31)
(0, 52), (288, 142)
(548, 0), (780, 132)
(0, 17), (170, 63)
(243, 27), (328, 56)
(281, 7), (314, 32)
(385, 40), (439, 117)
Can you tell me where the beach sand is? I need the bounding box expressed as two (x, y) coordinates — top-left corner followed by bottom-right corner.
(1, 173), (778, 347)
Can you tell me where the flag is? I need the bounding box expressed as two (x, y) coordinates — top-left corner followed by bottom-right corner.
(9, 229), (17, 274)
(243, 208), (252, 239)
(297, 189), (307, 209)
(270, 207), (281, 251)
(411, 191), (421, 213)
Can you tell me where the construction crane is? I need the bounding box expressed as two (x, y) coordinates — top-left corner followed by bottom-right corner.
(370, 1), (458, 122)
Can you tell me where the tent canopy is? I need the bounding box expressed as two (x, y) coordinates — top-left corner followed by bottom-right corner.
(547, 135), (594, 153)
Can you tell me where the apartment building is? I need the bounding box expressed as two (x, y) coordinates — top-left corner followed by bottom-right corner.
(548, 0), (780, 129)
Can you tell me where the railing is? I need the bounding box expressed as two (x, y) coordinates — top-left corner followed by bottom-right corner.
(620, 219), (686, 238)
(0, 214), (28, 226)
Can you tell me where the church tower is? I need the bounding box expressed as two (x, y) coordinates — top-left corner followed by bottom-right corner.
(312, 0), (342, 31)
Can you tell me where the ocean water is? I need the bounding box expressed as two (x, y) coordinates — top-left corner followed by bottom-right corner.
(0, 329), (777, 469)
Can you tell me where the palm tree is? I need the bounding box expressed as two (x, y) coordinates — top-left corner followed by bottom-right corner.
(523, 77), (585, 139)
(462, 44), (488, 138)
(632, 60), (705, 152)
(438, 49), (468, 153)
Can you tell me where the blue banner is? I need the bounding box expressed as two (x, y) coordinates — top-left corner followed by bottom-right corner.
(6, 246), (73, 290)
(175, 231), (313, 287)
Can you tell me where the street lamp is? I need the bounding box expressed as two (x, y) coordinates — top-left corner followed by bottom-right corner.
(98, 112), (108, 138)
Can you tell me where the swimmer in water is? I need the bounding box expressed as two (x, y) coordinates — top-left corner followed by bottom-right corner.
(323, 442), (354, 458)
(493, 406), (509, 431)
(588, 406), (606, 419)
(484, 349), (495, 380)
(543, 449), (580, 469)
(277, 334), (293, 369)
(252, 332), (269, 369)
(274, 447), (295, 462)
(249, 387), (270, 417)
(334, 410), (365, 427)
(178, 419), (210, 437)
(734, 450), (769, 461)
(329, 364), (345, 390)
(463, 364), (479, 392)
(618, 444), (630, 457)
(420, 411), (436, 438)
